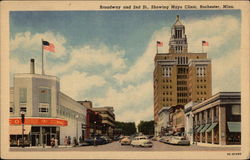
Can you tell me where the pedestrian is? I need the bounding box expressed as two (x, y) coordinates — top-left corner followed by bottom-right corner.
(64, 136), (68, 146)
(36, 137), (39, 146)
(68, 136), (71, 146)
(51, 137), (55, 148)
(79, 136), (82, 144)
(73, 137), (77, 147)
(55, 138), (58, 148)
(17, 139), (20, 147)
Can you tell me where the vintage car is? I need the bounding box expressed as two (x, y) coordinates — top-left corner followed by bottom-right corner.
(169, 136), (190, 145)
(131, 136), (153, 147)
(120, 137), (132, 145)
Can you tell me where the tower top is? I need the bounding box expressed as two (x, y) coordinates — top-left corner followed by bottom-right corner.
(173, 15), (183, 26)
(169, 15), (188, 53)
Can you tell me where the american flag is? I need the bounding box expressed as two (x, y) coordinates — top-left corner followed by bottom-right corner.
(202, 41), (209, 46)
(157, 41), (163, 47)
(42, 40), (55, 52)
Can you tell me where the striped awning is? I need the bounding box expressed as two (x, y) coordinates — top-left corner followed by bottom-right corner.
(200, 124), (211, 133)
(206, 123), (218, 132)
(196, 125), (204, 132)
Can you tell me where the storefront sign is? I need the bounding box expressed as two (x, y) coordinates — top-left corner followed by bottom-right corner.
(9, 118), (68, 126)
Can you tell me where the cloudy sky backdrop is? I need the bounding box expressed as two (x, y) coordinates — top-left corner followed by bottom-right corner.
(10, 10), (241, 124)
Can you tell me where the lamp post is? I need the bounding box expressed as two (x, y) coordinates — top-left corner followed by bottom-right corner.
(191, 113), (195, 145)
(20, 111), (25, 148)
(75, 115), (79, 145)
(94, 121), (96, 146)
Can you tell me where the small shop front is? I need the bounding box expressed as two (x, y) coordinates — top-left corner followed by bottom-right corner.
(9, 117), (67, 146)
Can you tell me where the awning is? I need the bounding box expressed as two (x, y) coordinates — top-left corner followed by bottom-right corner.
(187, 128), (193, 134)
(9, 125), (31, 135)
(196, 125), (204, 132)
(206, 123), (218, 132)
(227, 122), (241, 132)
(200, 124), (211, 133)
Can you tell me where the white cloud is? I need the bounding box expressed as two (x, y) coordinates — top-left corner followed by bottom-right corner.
(11, 31), (67, 57)
(94, 80), (153, 113)
(114, 28), (170, 84)
(49, 44), (126, 75)
(212, 49), (240, 94)
(60, 71), (106, 99)
(184, 15), (240, 54)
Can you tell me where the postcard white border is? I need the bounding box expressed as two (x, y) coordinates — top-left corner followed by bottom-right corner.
(1, 1), (249, 159)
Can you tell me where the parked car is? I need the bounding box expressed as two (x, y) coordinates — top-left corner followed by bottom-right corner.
(101, 136), (112, 143)
(120, 137), (132, 145)
(169, 136), (190, 145)
(159, 136), (170, 143)
(164, 136), (174, 144)
(85, 137), (106, 145)
(131, 136), (153, 147)
(156, 136), (162, 141)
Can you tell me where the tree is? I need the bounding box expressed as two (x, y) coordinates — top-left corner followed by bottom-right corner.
(114, 121), (136, 136)
(137, 120), (154, 135)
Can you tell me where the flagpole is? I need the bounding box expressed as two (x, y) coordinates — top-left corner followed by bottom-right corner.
(41, 39), (45, 75)
(202, 42), (204, 53)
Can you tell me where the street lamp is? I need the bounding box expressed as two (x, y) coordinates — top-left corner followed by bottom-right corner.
(75, 115), (79, 145)
(191, 113), (195, 145)
(94, 121), (97, 146)
(20, 111), (25, 148)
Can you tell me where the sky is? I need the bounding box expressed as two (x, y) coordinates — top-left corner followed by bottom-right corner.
(10, 10), (241, 124)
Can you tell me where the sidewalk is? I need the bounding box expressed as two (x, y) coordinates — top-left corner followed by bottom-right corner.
(195, 142), (241, 147)
(12, 142), (90, 149)
(12, 145), (74, 149)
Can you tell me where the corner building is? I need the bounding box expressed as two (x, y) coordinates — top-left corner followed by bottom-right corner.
(9, 59), (86, 146)
(153, 16), (212, 122)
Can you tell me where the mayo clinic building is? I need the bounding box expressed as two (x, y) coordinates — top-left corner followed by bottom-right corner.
(9, 59), (87, 146)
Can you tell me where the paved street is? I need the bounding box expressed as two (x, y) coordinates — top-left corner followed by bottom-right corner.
(10, 141), (240, 152)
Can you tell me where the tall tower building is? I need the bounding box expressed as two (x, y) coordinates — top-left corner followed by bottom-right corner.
(153, 16), (212, 122)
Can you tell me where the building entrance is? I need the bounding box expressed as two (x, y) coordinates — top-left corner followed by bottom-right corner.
(31, 126), (59, 146)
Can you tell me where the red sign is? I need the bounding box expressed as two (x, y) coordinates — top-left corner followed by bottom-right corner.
(9, 118), (68, 126)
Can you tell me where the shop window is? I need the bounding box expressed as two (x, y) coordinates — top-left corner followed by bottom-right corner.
(19, 88), (27, 103)
(232, 105), (240, 115)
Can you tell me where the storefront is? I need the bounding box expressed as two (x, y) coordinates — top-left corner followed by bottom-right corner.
(192, 92), (241, 145)
(9, 117), (67, 146)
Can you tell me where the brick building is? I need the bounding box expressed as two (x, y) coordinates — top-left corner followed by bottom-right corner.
(153, 15), (212, 128)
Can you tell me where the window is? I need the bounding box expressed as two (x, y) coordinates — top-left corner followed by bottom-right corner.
(39, 108), (49, 113)
(10, 108), (13, 113)
(163, 67), (172, 77)
(232, 105), (240, 115)
(20, 107), (27, 112)
(19, 88), (27, 103)
(39, 88), (51, 103)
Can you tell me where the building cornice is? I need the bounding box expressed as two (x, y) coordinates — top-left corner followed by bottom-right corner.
(192, 92), (241, 112)
(14, 73), (60, 82)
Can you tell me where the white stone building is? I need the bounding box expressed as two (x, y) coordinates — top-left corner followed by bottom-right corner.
(9, 59), (86, 146)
